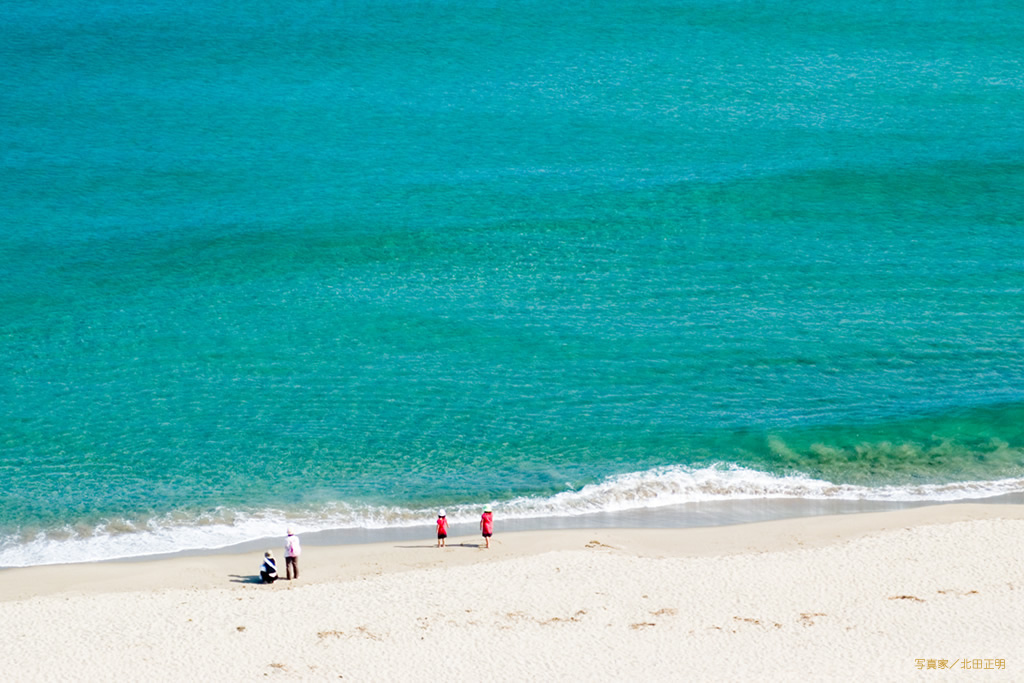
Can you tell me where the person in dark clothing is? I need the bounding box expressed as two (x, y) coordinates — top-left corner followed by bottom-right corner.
(260, 550), (278, 583)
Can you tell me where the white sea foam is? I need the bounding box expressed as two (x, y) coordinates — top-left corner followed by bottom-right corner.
(2, 464), (1023, 568)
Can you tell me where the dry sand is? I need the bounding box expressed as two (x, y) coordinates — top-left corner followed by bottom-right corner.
(2, 504), (1022, 681)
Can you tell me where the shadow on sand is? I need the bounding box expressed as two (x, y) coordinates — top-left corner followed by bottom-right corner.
(228, 574), (264, 584)
(393, 542), (484, 549)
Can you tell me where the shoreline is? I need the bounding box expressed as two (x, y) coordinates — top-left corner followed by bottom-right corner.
(2, 503), (1023, 680)
(2, 501), (1022, 602)
(5, 491), (1023, 570)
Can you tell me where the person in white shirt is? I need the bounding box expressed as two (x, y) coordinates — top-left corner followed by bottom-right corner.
(285, 529), (302, 580)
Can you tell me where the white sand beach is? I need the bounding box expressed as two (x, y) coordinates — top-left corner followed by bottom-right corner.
(2, 504), (1022, 681)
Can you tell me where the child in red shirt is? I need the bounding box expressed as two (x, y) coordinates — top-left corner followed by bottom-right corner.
(480, 506), (493, 548)
(436, 509), (448, 547)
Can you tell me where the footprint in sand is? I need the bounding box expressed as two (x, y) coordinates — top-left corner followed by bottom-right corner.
(799, 612), (827, 626)
(317, 630), (345, 639)
(733, 616), (783, 629)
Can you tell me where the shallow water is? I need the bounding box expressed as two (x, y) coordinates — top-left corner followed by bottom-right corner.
(3, 0), (1023, 566)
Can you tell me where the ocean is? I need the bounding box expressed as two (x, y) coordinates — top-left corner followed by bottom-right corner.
(2, 0), (1023, 567)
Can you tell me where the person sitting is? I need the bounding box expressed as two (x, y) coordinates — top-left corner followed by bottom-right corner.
(260, 550), (278, 583)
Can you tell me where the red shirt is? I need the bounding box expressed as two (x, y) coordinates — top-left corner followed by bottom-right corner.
(437, 517), (448, 534)
(481, 512), (493, 535)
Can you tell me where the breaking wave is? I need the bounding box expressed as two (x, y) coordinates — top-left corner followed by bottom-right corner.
(2, 464), (1022, 567)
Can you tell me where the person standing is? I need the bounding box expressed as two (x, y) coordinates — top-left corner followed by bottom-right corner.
(436, 510), (448, 548)
(260, 550), (278, 583)
(480, 506), (493, 549)
(285, 528), (301, 580)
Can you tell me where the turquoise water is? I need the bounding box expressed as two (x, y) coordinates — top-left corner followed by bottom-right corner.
(3, 0), (1024, 566)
